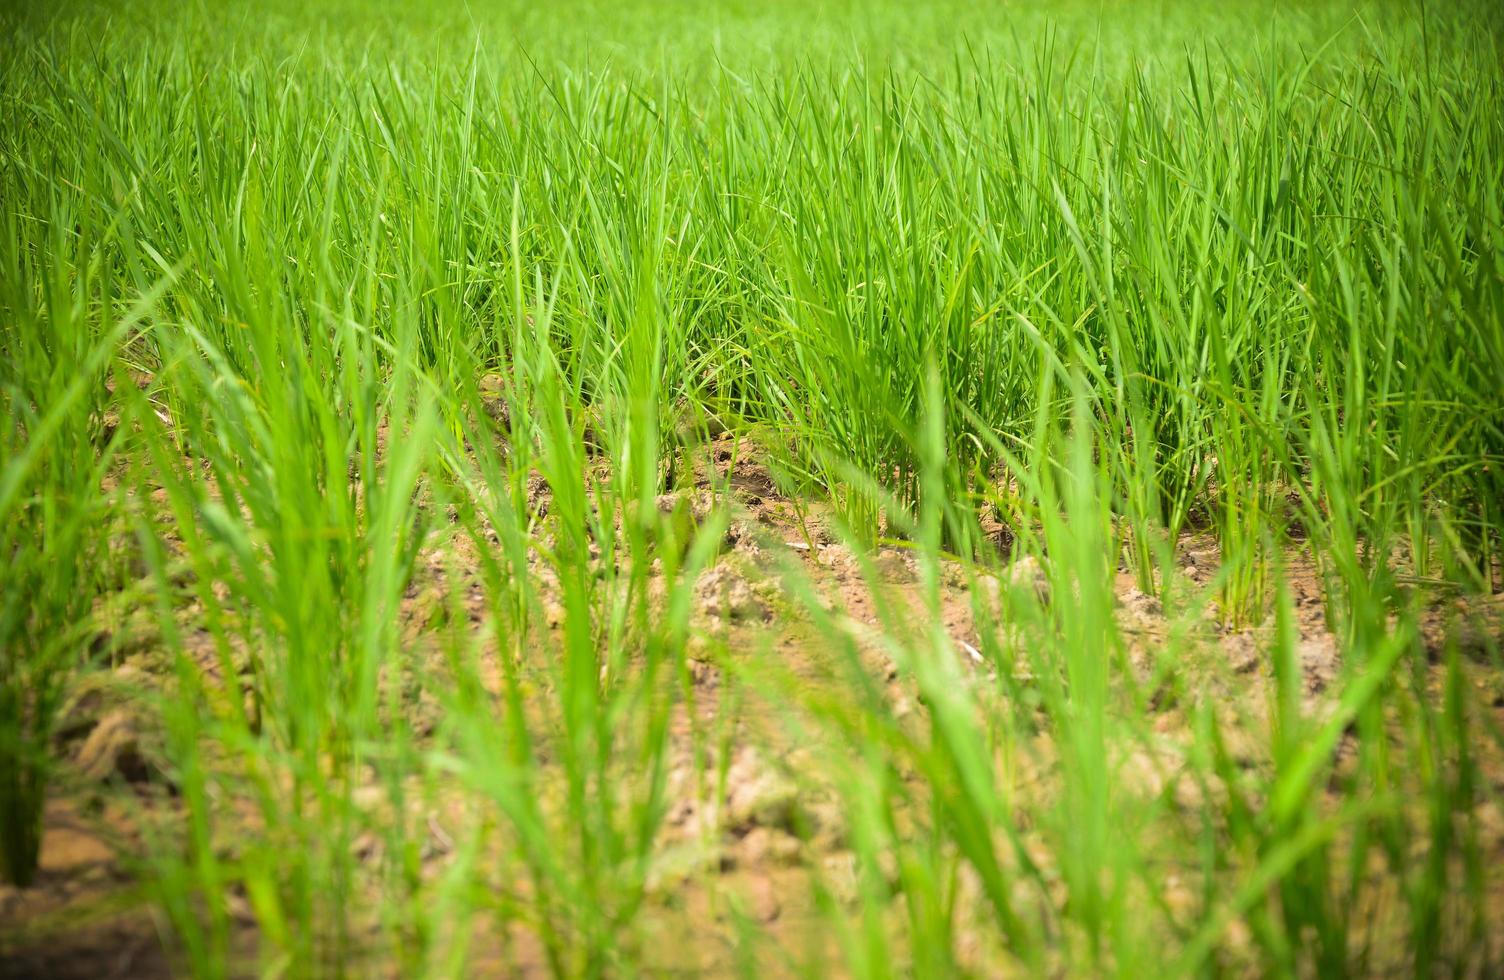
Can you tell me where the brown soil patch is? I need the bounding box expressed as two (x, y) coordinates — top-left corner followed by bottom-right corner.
(7, 433), (1504, 974)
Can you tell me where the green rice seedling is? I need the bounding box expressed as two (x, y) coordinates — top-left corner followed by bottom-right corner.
(4, 0), (1504, 973)
(0, 194), (167, 884)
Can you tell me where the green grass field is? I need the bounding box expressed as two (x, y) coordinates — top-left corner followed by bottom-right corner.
(3, 0), (1504, 974)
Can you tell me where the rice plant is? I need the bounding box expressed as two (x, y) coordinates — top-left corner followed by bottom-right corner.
(2, 0), (1502, 975)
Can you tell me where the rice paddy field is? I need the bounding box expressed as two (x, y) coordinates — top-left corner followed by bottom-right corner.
(3, 0), (1504, 974)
